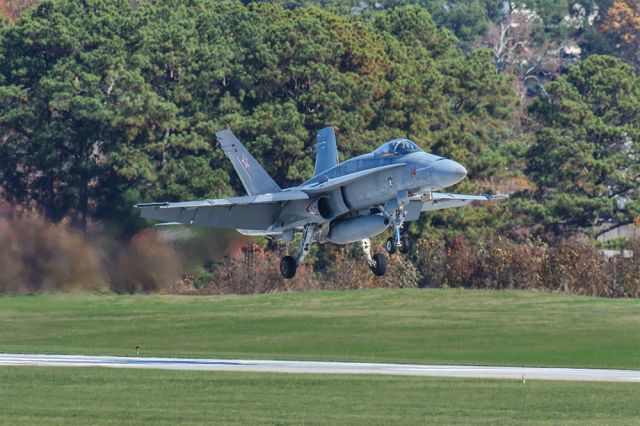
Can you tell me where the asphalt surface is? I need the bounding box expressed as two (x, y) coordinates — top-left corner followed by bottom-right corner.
(1, 353), (640, 382)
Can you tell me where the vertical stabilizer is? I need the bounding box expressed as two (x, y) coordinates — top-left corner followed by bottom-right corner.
(314, 127), (339, 176)
(216, 130), (281, 195)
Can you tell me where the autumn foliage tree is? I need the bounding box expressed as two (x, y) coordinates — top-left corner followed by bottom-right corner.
(601, 1), (640, 44)
(0, 0), (39, 22)
(596, 0), (640, 70)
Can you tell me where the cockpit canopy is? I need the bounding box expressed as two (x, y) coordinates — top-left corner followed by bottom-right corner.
(373, 139), (422, 157)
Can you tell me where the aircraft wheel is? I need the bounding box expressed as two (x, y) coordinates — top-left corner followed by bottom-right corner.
(399, 234), (411, 254)
(371, 253), (388, 277)
(280, 256), (297, 279)
(385, 237), (397, 254)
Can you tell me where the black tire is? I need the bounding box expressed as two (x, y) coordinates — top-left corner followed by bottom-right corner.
(371, 253), (388, 276)
(385, 237), (397, 254)
(399, 235), (410, 254)
(280, 256), (297, 279)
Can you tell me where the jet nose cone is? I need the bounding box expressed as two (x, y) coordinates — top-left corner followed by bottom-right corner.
(434, 159), (467, 187)
(452, 161), (467, 179)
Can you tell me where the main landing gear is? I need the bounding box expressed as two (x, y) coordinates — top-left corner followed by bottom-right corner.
(362, 238), (387, 277)
(279, 256), (297, 279)
(280, 224), (314, 279)
(279, 227), (389, 279)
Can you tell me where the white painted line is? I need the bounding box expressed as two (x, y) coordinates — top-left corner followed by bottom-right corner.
(0, 354), (639, 382)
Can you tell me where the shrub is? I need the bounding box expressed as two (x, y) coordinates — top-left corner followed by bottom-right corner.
(445, 237), (480, 288)
(193, 270), (215, 289)
(471, 238), (549, 290)
(610, 237), (640, 297)
(543, 238), (612, 296)
(411, 239), (446, 288)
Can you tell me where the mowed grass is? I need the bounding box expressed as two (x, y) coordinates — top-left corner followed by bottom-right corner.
(0, 367), (639, 425)
(1, 289), (639, 369)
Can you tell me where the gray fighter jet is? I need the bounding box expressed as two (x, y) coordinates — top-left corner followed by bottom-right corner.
(136, 127), (506, 278)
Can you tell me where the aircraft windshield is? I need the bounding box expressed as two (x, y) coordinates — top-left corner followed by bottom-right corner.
(373, 139), (422, 156)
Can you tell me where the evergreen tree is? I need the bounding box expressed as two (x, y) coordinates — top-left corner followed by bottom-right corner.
(0, 0), (518, 238)
(520, 55), (640, 236)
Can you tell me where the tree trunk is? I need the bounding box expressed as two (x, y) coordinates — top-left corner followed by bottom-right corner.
(78, 168), (88, 231)
(44, 171), (54, 220)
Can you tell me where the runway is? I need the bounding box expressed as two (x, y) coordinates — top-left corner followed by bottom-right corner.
(1, 353), (640, 382)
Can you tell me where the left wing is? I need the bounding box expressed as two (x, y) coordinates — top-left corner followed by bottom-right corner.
(405, 192), (508, 221)
(135, 190), (308, 229)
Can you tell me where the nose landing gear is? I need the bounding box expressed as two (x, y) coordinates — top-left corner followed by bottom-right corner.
(384, 202), (411, 255)
(387, 234), (411, 255)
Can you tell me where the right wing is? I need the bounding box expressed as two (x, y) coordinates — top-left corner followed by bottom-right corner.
(405, 192), (508, 221)
(136, 190), (308, 230)
(417, 192), (508, 211)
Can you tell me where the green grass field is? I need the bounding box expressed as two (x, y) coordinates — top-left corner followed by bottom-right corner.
(1, 289), (639, 369)
(1, 367), (639, 425)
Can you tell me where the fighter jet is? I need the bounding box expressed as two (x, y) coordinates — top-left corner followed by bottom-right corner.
(136, 127), (507, 279)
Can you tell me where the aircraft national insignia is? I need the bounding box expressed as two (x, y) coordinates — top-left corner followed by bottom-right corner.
(410, 167), (417, 178)
(387, 176), (395, 187)
(240, 155), (250, 169)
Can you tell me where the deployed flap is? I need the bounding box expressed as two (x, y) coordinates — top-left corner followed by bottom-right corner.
(136, 190), (307, 209)
(314, 127), (339, 176)
(303, 163), (405, 195)
(138, 202), (280, 230)
(216, 129), (281, 195)
(136, 190), (308, 230)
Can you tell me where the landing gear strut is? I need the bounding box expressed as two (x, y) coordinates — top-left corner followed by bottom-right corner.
(362, 238), (388, 276)
(384, 206), (411, 255)
(280, 225), (315, 279)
